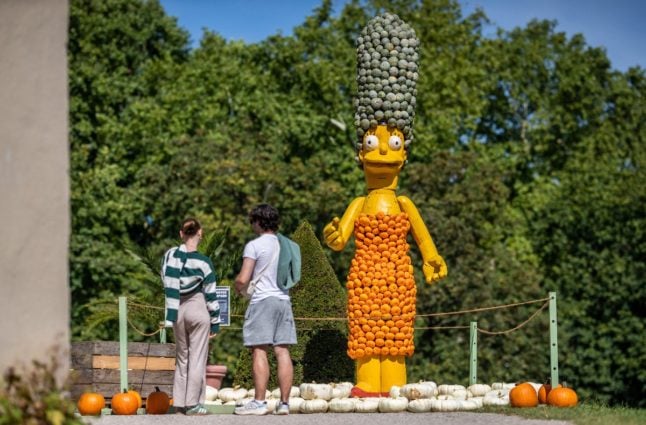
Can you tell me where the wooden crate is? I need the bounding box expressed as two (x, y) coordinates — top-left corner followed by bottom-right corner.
(71, 341), (175, 401)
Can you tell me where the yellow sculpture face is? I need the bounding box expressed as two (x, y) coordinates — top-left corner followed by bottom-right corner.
(359, 125), (407, 189)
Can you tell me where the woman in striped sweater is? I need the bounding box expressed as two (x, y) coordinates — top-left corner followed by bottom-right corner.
(161, 217), (220, 415)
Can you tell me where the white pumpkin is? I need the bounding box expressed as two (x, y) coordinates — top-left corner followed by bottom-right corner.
(437, 384), (466, 395)
(400, 382), (437, 399)
(418, 380), (438, 394)
(389, 385), (401, 398)
(491, 382), (516, 390)
(407, 398), (434, 413)
(265, 399), (279, 413)
(300, 399), (328, 414)
(378, 396), (408, 413)
(204, 399), (223, 406)
(328, 397), (356, 413)
(330, 382), (352, 399)
(288, 396), (305, 413)
(459, 399), (480, 411)
(300, 383), (333, 400)
(271, 386), (300, 399)
(483, 389), (510, 406)
(467, 396), (484, 408)
(430, 398), (462, 412)
(451, 389), (468, 400)
(247, 389), (271, 400)
(205, 385), (219, 401)
(218, 386), (248, 402)
(467, 383), (491, 397)
(436, 394), (455, 400)
(354, 398), (380, 413)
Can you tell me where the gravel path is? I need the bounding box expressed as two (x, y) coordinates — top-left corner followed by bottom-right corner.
(85, 412), (572, 425)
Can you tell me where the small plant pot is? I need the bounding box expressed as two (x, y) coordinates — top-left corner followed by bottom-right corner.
(205, 364), (227, 389)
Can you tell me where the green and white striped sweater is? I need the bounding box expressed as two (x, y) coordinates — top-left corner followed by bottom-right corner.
(161, 244), (221, 333)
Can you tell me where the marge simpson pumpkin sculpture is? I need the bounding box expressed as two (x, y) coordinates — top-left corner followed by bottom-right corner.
(324, 13), (447, 397)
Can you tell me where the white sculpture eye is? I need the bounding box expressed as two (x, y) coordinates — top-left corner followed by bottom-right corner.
(364, 134), (379, 151)
(389, 135), (402, 150)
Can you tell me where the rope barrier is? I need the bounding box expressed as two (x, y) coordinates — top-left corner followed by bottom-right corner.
(418, 297), (550, 317)
(476, 300), (549, 335)
(127, 317), (164, 337)
(124, 297), (550, 335)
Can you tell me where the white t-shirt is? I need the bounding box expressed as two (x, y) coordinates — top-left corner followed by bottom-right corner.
(243, 233), (289, 304)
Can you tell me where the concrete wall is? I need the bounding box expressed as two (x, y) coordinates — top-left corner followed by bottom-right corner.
(0, 0), (70, 375)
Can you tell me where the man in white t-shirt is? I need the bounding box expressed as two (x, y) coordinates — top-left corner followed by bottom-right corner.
(234, 204), (296, 416)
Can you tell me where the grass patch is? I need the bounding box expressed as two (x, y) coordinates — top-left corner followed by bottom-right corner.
(484, 403), (646, 425)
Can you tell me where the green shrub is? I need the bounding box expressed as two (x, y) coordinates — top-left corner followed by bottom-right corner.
(0, 351), (85, 425)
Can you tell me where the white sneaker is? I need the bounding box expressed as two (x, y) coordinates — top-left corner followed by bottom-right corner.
(274, 402), (289, 415)
(234, 399), (268, 415)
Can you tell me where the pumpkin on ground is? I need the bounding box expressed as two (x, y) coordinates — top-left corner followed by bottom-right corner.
(538, 383), (561, 404)
(145, 387), (170, 415)
(111, 389), (140, 415)
(77, 392), (105, 416)
(329, 397), (356, 413)
(378, 396), (408, 412)
(127, 389), (142, 408)
(300, 399), (329, 413)
(547, 387), (578, 407)
(509, 382), (538, 408)
(407, 398), (433, 413)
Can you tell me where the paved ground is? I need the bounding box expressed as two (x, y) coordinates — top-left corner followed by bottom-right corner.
(85, 412), (572, 425)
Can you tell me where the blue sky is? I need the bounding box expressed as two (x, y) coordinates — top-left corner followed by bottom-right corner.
(159, 0), (644, 71)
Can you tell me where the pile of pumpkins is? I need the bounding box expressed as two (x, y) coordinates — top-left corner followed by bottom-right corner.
(204, 381), (577, 414)
(77, 380), (578, 415)
(77, 387), (171, 416)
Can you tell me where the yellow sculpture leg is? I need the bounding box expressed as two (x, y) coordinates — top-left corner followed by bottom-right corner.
(354, 356), (381, 395)
(381, 355), (407, 392)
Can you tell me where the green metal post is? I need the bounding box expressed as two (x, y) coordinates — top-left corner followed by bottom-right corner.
(549, 292), (559, 387)
(119, 296), (128, 391)
(160, 322), (166, 344)
(469, 321), (477, 385)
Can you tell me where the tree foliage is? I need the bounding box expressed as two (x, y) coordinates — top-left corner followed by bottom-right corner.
(68, 0), (645, 406)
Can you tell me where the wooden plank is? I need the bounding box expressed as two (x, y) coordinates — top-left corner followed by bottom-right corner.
(92, 355), (175, 370)
(72, 383), (174, 401)
(82, 341), (175, 357)
(90, 369), (174, 384)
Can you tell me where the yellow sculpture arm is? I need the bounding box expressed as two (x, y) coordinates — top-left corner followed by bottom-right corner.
(397, 195), (447, 284)
(323, 197), (366, 251)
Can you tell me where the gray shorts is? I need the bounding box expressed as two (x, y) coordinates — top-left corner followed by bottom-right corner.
(242, 297), (297, 347)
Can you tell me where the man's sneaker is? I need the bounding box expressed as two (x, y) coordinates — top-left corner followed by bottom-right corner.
(234, 399), (268, 415)
(274, 401), (289, 415)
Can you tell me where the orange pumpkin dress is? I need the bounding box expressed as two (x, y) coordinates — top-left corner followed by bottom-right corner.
(346, 212), (417, 359)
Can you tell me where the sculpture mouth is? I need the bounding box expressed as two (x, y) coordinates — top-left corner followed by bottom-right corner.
(364, 159), (402, 168)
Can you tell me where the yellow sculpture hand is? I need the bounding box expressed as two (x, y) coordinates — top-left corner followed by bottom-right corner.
(423, 255), (447, 284)
(324, 217), (347, 251)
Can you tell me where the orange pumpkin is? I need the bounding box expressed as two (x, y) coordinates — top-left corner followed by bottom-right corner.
(509, 382), (538, 408)
(145, 386), (171, 415)
(547, 386), (578, 407)
(77, 392), (105, 416)
(128, 389), (143, 408)
(111, 389), (140, 415)
(538, 383), (562, 404)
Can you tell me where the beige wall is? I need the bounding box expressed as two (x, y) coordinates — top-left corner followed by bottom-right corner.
(0, 0), (70, 375)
